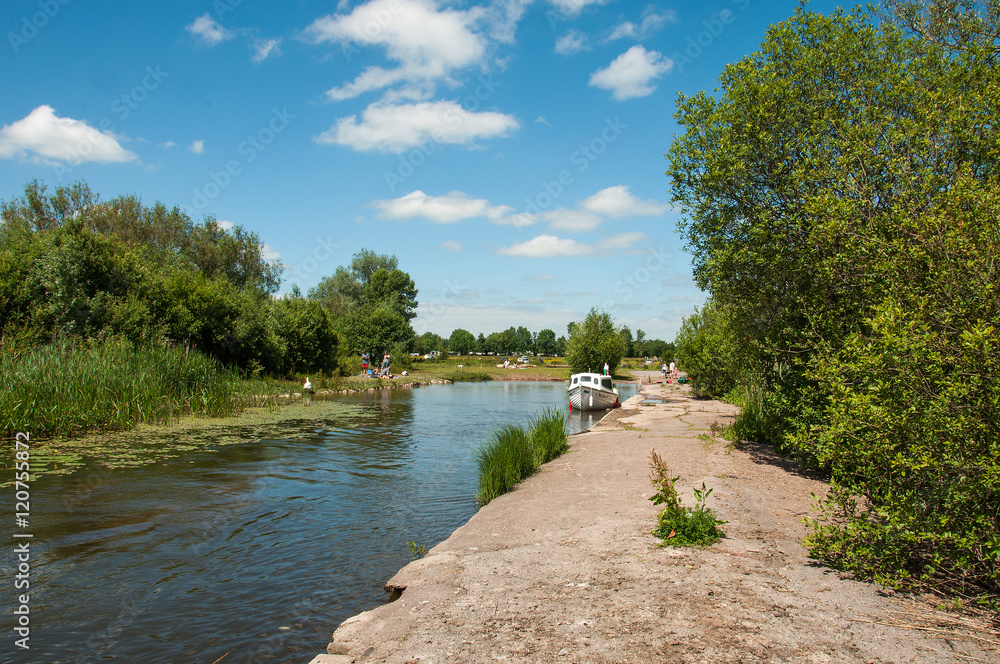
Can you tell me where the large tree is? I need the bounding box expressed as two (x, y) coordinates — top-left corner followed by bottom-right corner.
(564, 309), (626, 374)
(309, 249), (418, 357)
(449, 328), (476, 354)
(667, 5), (999, 598)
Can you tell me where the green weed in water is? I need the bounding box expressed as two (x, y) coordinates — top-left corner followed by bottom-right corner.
(0, 338), (277, 438)
(475, 408), (567, 506)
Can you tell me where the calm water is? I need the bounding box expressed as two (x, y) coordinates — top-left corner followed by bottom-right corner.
(5, 380), (636, 664)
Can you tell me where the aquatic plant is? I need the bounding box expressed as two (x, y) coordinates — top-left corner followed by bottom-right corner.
(475, 407), (567, 506)
(0, 338), (273, 437)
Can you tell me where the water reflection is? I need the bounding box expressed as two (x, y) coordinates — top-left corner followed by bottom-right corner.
(15, 380), (636, 664)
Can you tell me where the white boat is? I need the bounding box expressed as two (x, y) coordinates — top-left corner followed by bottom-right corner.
(567, 372), (620, 411)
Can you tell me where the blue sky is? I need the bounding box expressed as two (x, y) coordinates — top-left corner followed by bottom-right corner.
(1, 0), (843, 341)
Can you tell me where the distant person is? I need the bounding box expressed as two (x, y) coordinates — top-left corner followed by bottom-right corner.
(670, 360), (678, 379)
(503, 358), (509, 369)
(661, 362), (668, 379)
(362, 351), (370, 375)
(603, 362), (609, 375)
(380, 353), (391, 377)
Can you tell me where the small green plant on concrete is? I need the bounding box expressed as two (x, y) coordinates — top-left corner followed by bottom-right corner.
(407, 541), (426, 559)
(649, 450), (725, 547)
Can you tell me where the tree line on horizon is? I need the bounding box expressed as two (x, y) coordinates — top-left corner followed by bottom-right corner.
(407, 323), (675, 361)
(669, 3), (998, 602)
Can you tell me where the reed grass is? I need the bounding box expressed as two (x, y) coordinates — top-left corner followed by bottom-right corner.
(443, 371), (492, 383)
(1, 338), (271, 437)
(475, 407), (567, 506)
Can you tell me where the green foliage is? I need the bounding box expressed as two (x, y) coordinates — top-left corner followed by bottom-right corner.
(309, 249), (418, 357)
(407, 541), (427, 559)
(674, 299), (743, 399)
(648, 451), (725, 547)
(564, 308), (626, 374)
(535, 328), (557, 356)
(475, 408), (568, 506)
(666, 5), (999, 598)
(0, 180), (332, 379)
(448, 328), (476, 354)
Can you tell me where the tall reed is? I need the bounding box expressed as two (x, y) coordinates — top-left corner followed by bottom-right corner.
(1, 338), (267, 437)
(475, 407), (567, 506)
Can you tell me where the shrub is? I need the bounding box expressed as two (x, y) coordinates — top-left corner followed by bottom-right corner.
(649, 451), (725, 547)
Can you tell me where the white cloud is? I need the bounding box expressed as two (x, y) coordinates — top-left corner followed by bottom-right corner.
(374, 190), (513, 223)
(555, 30), (588, 54)
(607, 10), (676, 41)
(0, 105), (138, 165)
(582, 185), (667, 218)
(252, 38), (281, 63)
(549, 0), (607, 16)
(161, 140), (177, 148)
(217, 220), (235, 230)
(316, 100), (519, 153)
(186, 14), (233, 46)
(261, 243), (282, 262)
(189, 139), (204, 154)
(535, 116), (552, 126)
(511, 186), (667, 232)
(527, 274), (555, 281)
(598, 231), (647, 249)
(544, 208), (603, 232)
(304, 0), (486, 100)
(589, 45), (673, 100)
(497, 234), (592, 257)
(607, 22), (637, 41)
(497, 232), (647, 257)
(440, 240), (462, 251)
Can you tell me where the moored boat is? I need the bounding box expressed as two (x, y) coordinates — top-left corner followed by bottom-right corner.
(567, 372), (620, 411)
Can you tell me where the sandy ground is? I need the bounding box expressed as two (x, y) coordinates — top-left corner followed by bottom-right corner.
(319, 378), (998, 664)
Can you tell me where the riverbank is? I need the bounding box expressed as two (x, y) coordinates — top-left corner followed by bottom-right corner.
(311, 380), (996, 663)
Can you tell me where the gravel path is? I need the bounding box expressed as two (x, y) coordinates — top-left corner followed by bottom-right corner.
(317, 381), (997, 664)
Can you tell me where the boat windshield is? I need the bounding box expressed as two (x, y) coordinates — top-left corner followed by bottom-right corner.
(601, 378), (612, 390)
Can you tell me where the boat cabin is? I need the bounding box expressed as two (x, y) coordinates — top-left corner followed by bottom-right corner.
(570, 373), (614, 391)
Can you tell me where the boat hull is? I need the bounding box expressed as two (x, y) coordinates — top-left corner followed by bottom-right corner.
(567, 373), (620, 411)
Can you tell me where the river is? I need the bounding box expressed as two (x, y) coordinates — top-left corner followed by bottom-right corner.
(6, 380), (637, 664)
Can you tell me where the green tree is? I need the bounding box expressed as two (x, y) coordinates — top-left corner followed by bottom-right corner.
(674, 300), (743, 399)
(535, 328), (557, 356)
(449, 328), (476, 354)
(310, 249), (419, 358)
(513, 326), (533, 354)
(618, 326), (634, 358)
(667, 5), (1000, 597)
(564, 309), (626, 374)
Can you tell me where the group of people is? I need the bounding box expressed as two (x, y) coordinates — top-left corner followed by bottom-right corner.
(361, 351), (393, 378)
(661, 360), (679, 381)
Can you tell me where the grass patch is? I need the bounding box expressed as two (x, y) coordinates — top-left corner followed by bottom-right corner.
(475, 407), (568, 506)
(442, 371), (493, 382)
(1, 338), (277, 438)
(649, 450), (725, 546)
